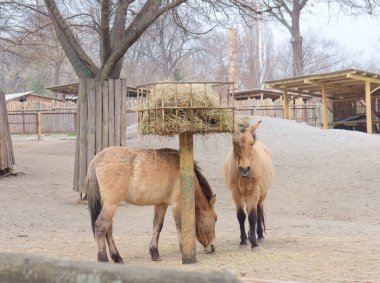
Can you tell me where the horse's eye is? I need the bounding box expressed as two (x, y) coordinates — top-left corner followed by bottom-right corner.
(215, 215), (217, 222)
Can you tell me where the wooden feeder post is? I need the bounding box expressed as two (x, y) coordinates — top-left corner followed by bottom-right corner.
(136, 81), (235, 264)
(179, 131), (196, 264)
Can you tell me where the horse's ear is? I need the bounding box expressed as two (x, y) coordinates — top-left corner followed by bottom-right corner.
(209, 194), (216, 206)
(248, 120), (261, 134)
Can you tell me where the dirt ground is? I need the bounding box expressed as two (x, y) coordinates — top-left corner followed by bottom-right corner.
(1, 117), (380, 283)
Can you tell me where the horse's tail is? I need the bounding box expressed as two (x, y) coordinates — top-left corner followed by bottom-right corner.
(194, 162), (214, 201)
(87, 165), (102, 237)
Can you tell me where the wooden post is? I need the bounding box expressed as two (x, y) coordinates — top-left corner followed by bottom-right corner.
(321, 85), (328, 129)
(283, 90), (289, 119)
(78, 79), (88, 192)
(365, 80), (373, 134)
(179, 132), (196, 264)
(37, 112), (42, 141)
(86, 79), (96, 166)
(0, 91), (15, 175)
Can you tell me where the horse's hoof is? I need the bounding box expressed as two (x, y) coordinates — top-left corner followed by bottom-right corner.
(112, 255), (124, 264)
(258, 237), (266, 244)
(98, 253), (109, 262)
(251, 244), (259, 251)
(240, 239), (247, 245)
(150, 247), (161, 261)
(151, 255), (162, 261)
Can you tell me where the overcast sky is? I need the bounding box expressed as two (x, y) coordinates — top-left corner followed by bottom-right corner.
(270, 5), (380, 61)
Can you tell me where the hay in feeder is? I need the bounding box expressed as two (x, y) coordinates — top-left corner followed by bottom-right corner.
(136, 83), (234, 135)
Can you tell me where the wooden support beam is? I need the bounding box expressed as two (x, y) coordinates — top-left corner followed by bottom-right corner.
(370, 85), (380, 94)
(365, 80), (373, 134)
(347, 73), (380, 84)
(179, 132), (196, 264)
(266, 84), (320, 97)
(283, 90), (289, 119)
(321, 85), (329, 129)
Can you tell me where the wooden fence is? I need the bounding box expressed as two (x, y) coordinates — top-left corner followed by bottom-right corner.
(8, 109), (77, 134)
(7, 108), (138, 135)
(235, 98), (318, 126)
(7, 97), (319, 135)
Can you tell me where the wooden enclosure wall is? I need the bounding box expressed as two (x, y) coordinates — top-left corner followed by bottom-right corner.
(74, 79), (127, 193)
(0, 92), (15, 175)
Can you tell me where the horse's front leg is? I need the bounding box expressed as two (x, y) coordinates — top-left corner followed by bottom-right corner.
(232, 192), (247, 246)
(246, 190), (260, 249)
(149, 204), (168, 261)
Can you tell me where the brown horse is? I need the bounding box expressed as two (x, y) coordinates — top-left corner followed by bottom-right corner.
(223, 121), (274, 248)
(86, 147), (217, 263)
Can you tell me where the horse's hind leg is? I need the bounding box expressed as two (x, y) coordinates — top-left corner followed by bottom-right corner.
(257, 204), (266, 241)
(257, 194), (267, 241)
(106, 222), (124, 264)
(95, 204), (118, 262)
(149, 204), (168, 261)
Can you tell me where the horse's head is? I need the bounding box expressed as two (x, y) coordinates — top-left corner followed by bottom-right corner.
(233, 120), (261, 177)
(195, 194), (217, 254)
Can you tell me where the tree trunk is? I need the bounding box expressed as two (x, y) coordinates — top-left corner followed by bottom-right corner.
(291, 8), (303, 76)
(0, 92), (15, 176)
(73, 79), (126, 193)
(291, 34), (303, 76)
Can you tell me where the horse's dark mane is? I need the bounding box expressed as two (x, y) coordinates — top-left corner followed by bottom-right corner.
(194, 162), (214, 201)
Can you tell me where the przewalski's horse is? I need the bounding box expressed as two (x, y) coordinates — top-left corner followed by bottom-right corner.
(87, 147), (217, 263)
(223, 121), (274, 249)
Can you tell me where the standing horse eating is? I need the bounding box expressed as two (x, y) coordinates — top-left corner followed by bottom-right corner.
(87, 147), (217, 263)
(223, 121), (274, 249)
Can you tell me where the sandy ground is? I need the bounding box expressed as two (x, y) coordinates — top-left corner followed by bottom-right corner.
(1, 117), (380, 283)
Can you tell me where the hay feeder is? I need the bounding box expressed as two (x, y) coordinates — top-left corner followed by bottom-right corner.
(135, 82), (235, 264)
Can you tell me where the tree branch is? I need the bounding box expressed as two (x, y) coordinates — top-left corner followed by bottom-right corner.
(101, 0), (186, 79)
(44, 0), (99, 78)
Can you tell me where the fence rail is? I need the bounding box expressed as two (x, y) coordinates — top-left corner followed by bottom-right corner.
(8, 109), (138, 135)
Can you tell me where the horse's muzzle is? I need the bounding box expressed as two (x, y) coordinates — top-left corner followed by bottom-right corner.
(239, 166), (251, 177)
(204, 245), (216, 254)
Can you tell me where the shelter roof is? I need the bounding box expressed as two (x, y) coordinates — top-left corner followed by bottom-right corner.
(5, 91), (62, 102)
(5, 91), (33, 101)
(264, 69), (380, 100)
(234, 88), (311, 101)
(46, 82), (138, 97)
(46, 83), (78, 95)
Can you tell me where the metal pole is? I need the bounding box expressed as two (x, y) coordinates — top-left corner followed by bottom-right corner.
(179, 131), (196, 264)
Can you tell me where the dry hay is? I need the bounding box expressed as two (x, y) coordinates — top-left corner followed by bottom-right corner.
(135, 83), (235, 135)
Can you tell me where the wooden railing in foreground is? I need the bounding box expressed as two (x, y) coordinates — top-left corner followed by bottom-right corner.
(0, 253), (240, 283)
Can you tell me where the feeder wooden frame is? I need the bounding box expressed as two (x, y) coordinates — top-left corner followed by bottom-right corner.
(136, 81), (235, 135)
